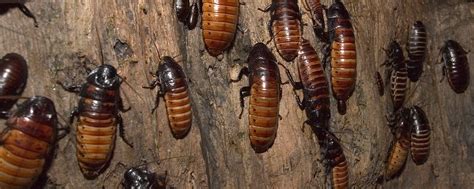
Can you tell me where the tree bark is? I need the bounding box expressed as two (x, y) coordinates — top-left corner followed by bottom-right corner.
(0, 0), (472, 188)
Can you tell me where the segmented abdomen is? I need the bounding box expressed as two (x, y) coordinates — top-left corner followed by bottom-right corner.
(411, 124), (430, 165)
(407, 21), (427, 82)
(272, 1), (301, 61)
(248, 78), (280, 153)
(164, 79), (192, 139)
(330, 21), (356, 114)
(304, 0), (325, 41)
(385, 134), (410, 178)
(445, 50), (469, 93)
(0, 53), (28, 116)
(331, 154), (349, 189)
(202, 0), (239, 56)
(375, 71), (384, 96)
(390, 66), (408, 111)
(0, 117), (53, 188)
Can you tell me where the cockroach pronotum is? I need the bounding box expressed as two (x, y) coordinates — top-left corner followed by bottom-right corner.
(0, 3), (38, 27)
(143, 56), (193, 139)
(375, 71), (384, 96)
(175, 0), (190, 23)
(0, 96), (68, 188)
(440, 40), (470, 93)
(385, 109), (411, 179)
(313, 127), (349, 189)
(303, 0), (326, 42)
(231, 42), (282, 153)
(187, 1), (199, 30)
(383, 41), (405, 72)
(406, 21), (427, 82)
(324, 0), (356, 115)
(123, 167), (158, 189)
(0, 53), (28, 118)
(201, 0), (240, 57)
(57, 64), (133, 179)
(260, 0), (302, 62)
(281, 39), (330, 128)
(384, 41), (408, 111)
(406, 106), (430, 165)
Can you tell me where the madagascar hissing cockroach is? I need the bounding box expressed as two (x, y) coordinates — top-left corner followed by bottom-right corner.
(123, 167), (158, 189)
(143, 56), (193, 139)
(187, 1), (199, 30)
(406, 106), (430, 165)
(57, 64), (133, 179)
(383, 41), (405, 72)
(0, 96), (68, 188)
(230, 42), (282, 153)
(175, 0), (190, 23)
(201, 0), (240, 57)
(440, 40), (470, 93)
(281, 39), (330, 128)
(324, 0), (357, 115)
(313, 127), (349, 189)
(0, 53), (28, 118)
(384, 41), (408, 111)
(260, 0), (302, 61)
(303, 0), (327, 42)
(406, 21), (427, 82)
(385, 109), (411, 179)
(0, 3), (38, 27)
(375, 71), (384, 96)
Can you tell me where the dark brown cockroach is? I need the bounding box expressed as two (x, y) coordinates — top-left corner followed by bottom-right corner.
(324, 0), (356, 115)
(375, 71), (384, 96)
(0, 2), (38, 27)
(383, 41), (405, 72)
(123, 167), (158, 189)
(440, 40), (470, 93)
(0, 96), (68, 188)
(406, 21), (427, 82)
(143, 56), (192, 139)
(231, 42), (282, 153)
(175, 0), (190, 23)
(187, 1), (199, 30)
(303, 0), (327, 42)
(201, 0), (240, 57)
(385, 109), (411, 179)
(260, 0), (302, 61)
(406, 106), (430, 165)
(313, 127), (349, 189)
(384, 41), (408, 111)
(58, 64), (132, 179)
(0, 53), (28, 118)
(281, 39), (330, 128)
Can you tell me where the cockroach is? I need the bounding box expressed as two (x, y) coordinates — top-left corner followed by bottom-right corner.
(383, 41), (405, 72)
(259, 0), (302, 62)
(57, 64), (132, 179)
(0, 2), (38, 27)
(175, 0), (190, 23)
(143, 56), (193, 139)
(313, 127), (349, 189)
(375, 71), (384, 96)
(440, 40), (470, 93)
(281, 39), (330, 128)
(406, 106), (430, 165)
(123, 167), (158, 189)
(385, 109), (411, 179)
(201, 0), (240, 57)
(187, 1), (199, 30)
(230, 42), (282, 153)
(0, 96), (68, 188)
(324, 0), (356, 115)
(384, 41), (408, 111)
(303, 0), (327, 42)
(406, 21), (427, 82)
(0, 53), (28, 118)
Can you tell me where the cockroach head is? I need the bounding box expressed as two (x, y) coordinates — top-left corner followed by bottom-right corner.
(88, 64), (121, 88)
(123, 167), (157, 189)
(15, 96), (58, 126)
(329, 1), (350, 18)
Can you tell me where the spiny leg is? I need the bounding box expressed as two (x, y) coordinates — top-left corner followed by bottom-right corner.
(69, 107), (79, 125)
(118, 114), (133, 148)
(238, 87), (250, 119)
(57, 81), (82, 93)
(230, 67), (249, 83)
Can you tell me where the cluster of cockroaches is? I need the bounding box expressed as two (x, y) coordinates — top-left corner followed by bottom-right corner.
(378, 20), (470, 180)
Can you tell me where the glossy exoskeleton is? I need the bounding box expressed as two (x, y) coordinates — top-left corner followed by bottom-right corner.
(175, 0), (190, 23)
(324, 0), (357, 115)
(383, 41), (405, 71)
(385, 110), (411, 179)
(0, 96), (68, 188)
(304, 0), (326, 42)
(405, 106), (430, 165)
(231, 42), (282, 153)
(201, 0), (240, 57)
(375, 71), (384, 96)
(260, 0), (302, 61)
(187, 1), (199, 30)
(144, 56), (192, 139)
(0, 53), (28, 118)
(440, 40), (470, 93)
(0, 2), (38, 27)
(384, 41), (408, 111)
(313, 127), (349, 189)
(58, 64), (132, 179)
(282, 39), (330, 128)
(123, 167), (157, 189)
(407, 21), (427, 82)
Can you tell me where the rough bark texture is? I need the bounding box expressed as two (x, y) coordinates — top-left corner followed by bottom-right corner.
(0, 0), (472, 188)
